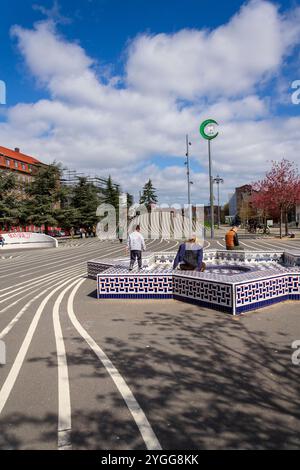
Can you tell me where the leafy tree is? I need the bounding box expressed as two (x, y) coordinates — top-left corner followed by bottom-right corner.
(126, 192), (134, 209)
(103, 175), (120, 206)
(251, 159), (300, 238)
(54, 184), (79, 230)
(72, 177), (100, 229)
(24, 162), (63, 234)
(140, 179), (158, 211)
(0, 172), (20, 230)
(102, 175), (120, 222)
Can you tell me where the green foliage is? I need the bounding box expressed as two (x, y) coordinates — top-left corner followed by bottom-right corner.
(0, 164), (126, 233)
(72, 177), (101, 229)
(140, 179), (158, 211)
(126, 192), (134, 209)
(0, 172), (20, 228)
(103, 175), (120, 208)
(24, 162), (63, 233)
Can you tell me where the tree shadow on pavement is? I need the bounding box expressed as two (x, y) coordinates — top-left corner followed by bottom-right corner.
(98, 305), (300, 449)
(1, 303), (299, 449)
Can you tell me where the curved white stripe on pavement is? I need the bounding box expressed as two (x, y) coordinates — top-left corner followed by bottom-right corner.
(0, 265), (84, 308)
(0, 238), (134, 277)
(53, 278), (84, 451)
(217, 240), (226, 248)
(253, 238), (300, 251)
(68, 279), (162, 451)
(0, 268), (85, 338)
(240, 240), (260, 249)
(0, 241), (147, 295)
(0, 274), (83, 417)
(204, 240), (210, 249)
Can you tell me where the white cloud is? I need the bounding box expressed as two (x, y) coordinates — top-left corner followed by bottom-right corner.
(126, 0), (300, 99)
(1, 1), (300, 205)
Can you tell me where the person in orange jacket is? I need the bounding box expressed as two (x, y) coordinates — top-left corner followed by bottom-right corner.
(225, 226), (243, 250)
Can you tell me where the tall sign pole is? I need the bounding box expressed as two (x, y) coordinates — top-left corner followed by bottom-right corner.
(213, 175), (224, 228)
(199, 119), (219, 240)
(185, 134), (192, 237)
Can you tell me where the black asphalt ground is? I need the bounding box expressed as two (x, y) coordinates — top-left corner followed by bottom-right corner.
(0, 236), (300, 449)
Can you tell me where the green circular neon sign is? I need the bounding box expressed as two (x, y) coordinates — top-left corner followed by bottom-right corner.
(199, 119), (218, 140)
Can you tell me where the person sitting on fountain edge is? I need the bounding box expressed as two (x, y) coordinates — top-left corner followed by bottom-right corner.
(173, 234), (206, 271)
(225, 225), (243, 250)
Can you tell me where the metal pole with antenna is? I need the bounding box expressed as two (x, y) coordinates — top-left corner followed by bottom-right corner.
(185, 134), (193, 236)
(213, 175), (224, 228)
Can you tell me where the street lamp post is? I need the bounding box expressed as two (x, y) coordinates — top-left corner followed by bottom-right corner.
(199, 119), (219, 240)
(213, 175), (224, 228)
(185, 134), (193, 237)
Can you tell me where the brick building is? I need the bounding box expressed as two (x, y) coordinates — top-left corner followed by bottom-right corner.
(0, 145), (43, 185)
(0, 145), (47, 232)
(228, 184), (257, 222)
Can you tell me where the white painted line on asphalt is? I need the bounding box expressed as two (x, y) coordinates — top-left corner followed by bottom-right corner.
(0, 274), (83, 417)
(217, 241), (226, 248)
(68, 279), (162, 451)
(0, 266), (84, 313)
(204, 240), (210, 249)
(0, 262), (86, 302)
(2, 245), (105, 277)
(256, 238), (300, 251)
(53, 278), (84, 451)
(0, 270), (85, 339)
(0, 240), (123, 276)
(240, 240), (260, 249)
(0, 238), (157, 278)
(0, 243), (139, 295)
(0, 244), (85, 272)
(165, 240), (179, 251)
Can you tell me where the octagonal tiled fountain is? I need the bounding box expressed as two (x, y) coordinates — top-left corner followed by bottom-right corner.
(87, 250), (300, 314)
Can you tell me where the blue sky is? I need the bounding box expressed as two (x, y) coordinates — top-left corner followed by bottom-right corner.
(1, 0), (300, 204)
(0, 0), (248, 105)
(1, 0), (297, 105)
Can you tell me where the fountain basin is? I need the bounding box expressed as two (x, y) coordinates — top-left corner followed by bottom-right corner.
(88, 250), (300, 314)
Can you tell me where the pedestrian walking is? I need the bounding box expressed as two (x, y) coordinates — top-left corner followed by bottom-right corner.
(0, 234), (4, 248)
(118, 226), (124, 243)
(127, 225), (146, 271)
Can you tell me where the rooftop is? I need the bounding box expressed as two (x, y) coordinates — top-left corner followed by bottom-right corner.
(0, 145), (42, 165)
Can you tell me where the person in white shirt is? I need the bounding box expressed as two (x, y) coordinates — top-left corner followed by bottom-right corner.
(127, 225), (146, 270)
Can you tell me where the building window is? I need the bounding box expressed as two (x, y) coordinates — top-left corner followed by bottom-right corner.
(28, 165), (32, 172)
(6, 159), (10, 166)
(22, 163), (26, 171)
(14, 160), (18, 168)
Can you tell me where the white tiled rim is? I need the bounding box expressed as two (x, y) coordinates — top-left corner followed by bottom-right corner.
(88, 250), (300, 315)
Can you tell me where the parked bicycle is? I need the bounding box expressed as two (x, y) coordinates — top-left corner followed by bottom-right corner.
(246, 222), (270, 235)
(256, 224), (270, 235)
